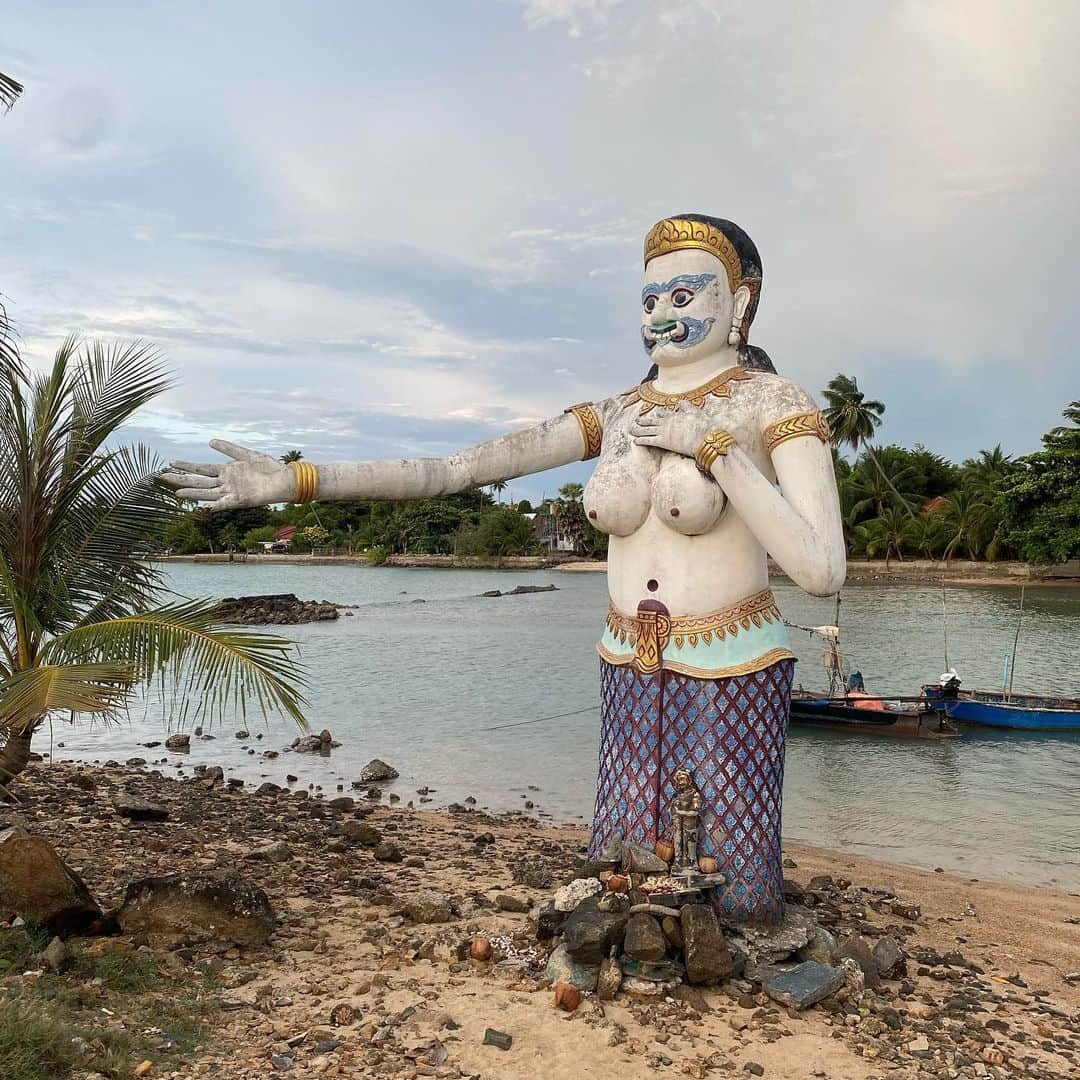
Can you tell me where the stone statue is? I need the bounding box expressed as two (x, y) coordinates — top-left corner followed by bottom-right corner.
(164, 214), (845, 923)
(670, 769), (701, 871)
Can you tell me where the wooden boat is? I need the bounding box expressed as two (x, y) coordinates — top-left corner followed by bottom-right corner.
(921, 684), (1080, 732)
(791, 691), (960, 739)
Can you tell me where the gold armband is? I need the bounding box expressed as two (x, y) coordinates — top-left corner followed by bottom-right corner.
(695, 429), (736, 472)
(289, 460), (320, 503)
(565, 402), (603, 461)
(763, 410), (830, 452)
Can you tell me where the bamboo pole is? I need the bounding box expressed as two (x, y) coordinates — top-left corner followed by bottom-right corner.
(1006, 585), (1025, 701)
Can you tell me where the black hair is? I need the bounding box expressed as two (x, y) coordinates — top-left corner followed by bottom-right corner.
(641, 213), (776, 380)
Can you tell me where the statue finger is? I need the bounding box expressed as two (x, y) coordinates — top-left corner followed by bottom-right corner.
(175, 488), (225, 501)
(210, 438), (269, 464)
(169, 460), (221, 477)
(161, 471), (220, 489)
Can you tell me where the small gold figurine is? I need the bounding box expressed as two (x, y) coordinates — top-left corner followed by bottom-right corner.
(670, 768), (702, 871)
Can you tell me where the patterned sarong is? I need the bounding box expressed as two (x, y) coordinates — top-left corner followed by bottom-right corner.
(588, 656), (793, 924)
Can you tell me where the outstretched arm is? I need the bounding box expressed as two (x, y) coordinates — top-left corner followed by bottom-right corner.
(163, 403), (607, 510)
(630, 403), (845, 596)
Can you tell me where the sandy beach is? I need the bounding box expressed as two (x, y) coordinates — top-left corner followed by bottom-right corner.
(2, 759), (1077, 1079)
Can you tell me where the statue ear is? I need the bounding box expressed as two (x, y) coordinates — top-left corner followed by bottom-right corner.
(732, 284), (752, 320)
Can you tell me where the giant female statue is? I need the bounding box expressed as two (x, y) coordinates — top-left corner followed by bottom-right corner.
(165, 215), (845, 923)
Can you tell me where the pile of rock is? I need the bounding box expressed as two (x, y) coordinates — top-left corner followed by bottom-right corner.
(527, 835), (907, 1014)
(214, 593), (340, 625)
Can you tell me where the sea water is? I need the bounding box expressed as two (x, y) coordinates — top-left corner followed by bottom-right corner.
(48, 564), (1080, 891)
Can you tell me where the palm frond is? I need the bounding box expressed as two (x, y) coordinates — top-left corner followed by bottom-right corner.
(0, 72), (22, 112)
(0, 662), (137, 732)
(43, 602), (309, 730)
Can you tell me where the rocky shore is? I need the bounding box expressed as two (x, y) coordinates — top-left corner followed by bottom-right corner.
(2, 761), (1077, 1080)
(214, 594), (344, 625)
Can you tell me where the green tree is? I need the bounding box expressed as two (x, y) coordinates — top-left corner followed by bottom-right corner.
(939, 489), (995, 561)
(490, 479), (508, 504)
(453, 507), (537, 557)
(855, 507), (914, 568)
(219, 524), (241, 551)
(0, 339), (308, 781)
(822, 374), (916, 519)
(301, 524), (330, 551)
(1001, 402), (1080, 564)
(242, 525), (280, 549)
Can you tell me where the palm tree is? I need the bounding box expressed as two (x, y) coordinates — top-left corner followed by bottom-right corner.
(0, 339), (309, 781)
(279, 449), (304, 464)
(961, 445), (1012, 496)
(846, 457), (919, 520)
(939, 490), (994, 562)
(855, 507), (913, 569)
(822, 374), (916, 520)
(490, 479), (508, 505)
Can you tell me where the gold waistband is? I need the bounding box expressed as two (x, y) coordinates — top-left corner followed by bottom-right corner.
(605, 588), (781, 652)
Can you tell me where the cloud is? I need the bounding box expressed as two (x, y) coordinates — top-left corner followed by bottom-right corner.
(0, 0), (1077, 497)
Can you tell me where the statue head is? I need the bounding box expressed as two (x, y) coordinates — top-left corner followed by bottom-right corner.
(641, 214), (774, 373)
(674, 768), (693, 792)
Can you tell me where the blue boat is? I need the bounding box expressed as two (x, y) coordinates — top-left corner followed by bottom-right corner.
(922, 683), (1080, 732)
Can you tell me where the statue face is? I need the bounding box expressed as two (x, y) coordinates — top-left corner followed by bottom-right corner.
(674, 771), (691, 791)
(641, 249), (734, 368)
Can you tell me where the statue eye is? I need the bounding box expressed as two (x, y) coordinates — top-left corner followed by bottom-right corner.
(671, 288), (693, 308)
(643, 294), (658, 313)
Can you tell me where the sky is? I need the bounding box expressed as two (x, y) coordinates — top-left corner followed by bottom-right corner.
(1, 0), (1077, 505)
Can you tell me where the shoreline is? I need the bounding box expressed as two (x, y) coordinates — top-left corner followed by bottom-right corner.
(156, 552), (1080, 588)
(5, 759), (1078, 1079)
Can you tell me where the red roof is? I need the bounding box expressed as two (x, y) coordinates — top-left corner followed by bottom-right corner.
(276, 525), (297, 541)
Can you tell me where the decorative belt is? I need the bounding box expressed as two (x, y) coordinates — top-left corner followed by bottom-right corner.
(601, 589), (786, 676)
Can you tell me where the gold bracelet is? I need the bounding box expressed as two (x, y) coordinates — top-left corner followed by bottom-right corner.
(695, 429), (736, 472)
(289, 461), (319, 503)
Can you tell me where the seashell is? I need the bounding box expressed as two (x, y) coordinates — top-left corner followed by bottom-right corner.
(470, 936), (493, 962)
(654, 839), (675, 864)
(607, 874), (630, 893)
(699, 856), (718, 875)
(553, 981), (582, 1012)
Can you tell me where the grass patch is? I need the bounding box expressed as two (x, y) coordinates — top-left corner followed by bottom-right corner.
(0, 929), (220, 1080)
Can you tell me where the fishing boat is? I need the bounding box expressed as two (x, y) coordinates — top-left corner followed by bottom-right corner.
(921, 682), (1080, 732)
(785, 602), (960, 739)
(924, 585), (1080, 731)
(791, 690), (960, 739)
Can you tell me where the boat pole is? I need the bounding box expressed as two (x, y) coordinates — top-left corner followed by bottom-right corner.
(1006, 585), (1025, 701)
(941, 579), (950, 672)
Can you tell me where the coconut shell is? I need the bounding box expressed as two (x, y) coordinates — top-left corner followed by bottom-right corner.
(553, 980), (582, 1012)
(698, 856), (718, 874)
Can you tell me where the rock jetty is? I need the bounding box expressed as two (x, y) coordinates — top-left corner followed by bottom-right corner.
(214, 593), (341, 625)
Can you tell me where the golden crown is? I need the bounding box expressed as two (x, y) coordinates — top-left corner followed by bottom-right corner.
(644, 217), (752, 293)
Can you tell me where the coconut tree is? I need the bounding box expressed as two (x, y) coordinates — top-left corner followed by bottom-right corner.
(279, 449), (304, 464)
(0, 72), (21, 113)
(0, 339), (308, 781)
(822, 374), (916, 520)
(939, 489), (994, 562)
(855, 507), (914, 569)
(490, 479), (508, 505)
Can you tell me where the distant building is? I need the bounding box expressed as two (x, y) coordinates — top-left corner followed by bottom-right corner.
(259, 524), (296, 553)
(531, 502), (578, 553)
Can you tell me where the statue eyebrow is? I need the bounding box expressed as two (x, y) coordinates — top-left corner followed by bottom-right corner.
(641, 272), (716, 300)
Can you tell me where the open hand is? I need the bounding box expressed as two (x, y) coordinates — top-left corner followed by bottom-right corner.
(630, 406), (723, 460)
(161, 440), (293, 510)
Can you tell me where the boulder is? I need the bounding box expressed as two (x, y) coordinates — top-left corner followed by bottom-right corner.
(544, 943), (599, 991)
(681, 904), (735, 985)
(112, 796), (169, 822)
(0, 826), (101, 935)
(164, 734), (190, 751)
(117, 870), (274, 945)
(836, 936), (881, 989)
(293, 735), (327, 753)
(360, 759), (399, 782)
(373, 842), (402, 863)
(342, 820), (381, 846)
(798, 923), (838, 965)
(730, 903), (817, 962)
(621, 843), (669, 874)
(245, 841), (292, 863)
(562, 895), (629, 964)
(624, 913), (667, 963)
(403, 891), (453, 924)
(762, 961), (845, 1010)
(535, 901), (567, 941)
(553, 876), (603, 912)
(596, 954), (623, 999)
(872, 936), (905, 977)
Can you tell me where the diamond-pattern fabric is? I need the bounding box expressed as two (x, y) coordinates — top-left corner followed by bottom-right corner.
(589, 658), (794, 924)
